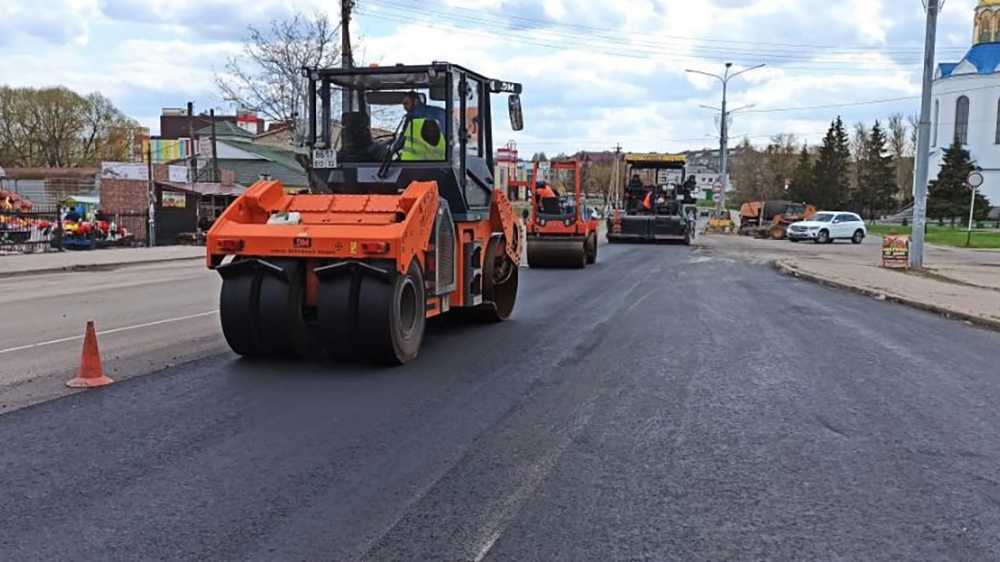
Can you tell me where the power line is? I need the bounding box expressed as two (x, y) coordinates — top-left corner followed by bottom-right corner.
(516, 131), (830, 147)
(357, 9), (930, 72)
(367, 0), (965, 55)
(743, 82), (1000, 114)
(361, 2), (940, 65)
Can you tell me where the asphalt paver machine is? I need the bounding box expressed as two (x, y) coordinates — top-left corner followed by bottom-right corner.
(207, 63), (526, 364)
(526, 159), (599, 268)
(607, 153), (698, 244)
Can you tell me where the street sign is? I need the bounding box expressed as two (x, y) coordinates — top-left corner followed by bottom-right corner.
(712, 181), (724, 191)
(713, 192), (722, 203)
(968, 171), (984, 188)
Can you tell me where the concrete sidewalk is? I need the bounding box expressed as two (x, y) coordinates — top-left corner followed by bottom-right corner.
(699, 233), (1000, 330)
(0, 246), (204, 278)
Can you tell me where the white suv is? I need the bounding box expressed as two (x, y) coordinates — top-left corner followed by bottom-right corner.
(787, 212), (866, 244)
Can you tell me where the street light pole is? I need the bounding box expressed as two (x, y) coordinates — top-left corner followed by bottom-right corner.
(686, 63), (765, 212)
(912, 0), (940, 268)
(720, 68), (729, 211)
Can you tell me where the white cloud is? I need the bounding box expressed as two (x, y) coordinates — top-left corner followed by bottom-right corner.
(0, 0), (99, 45)
(0, 0), (984, 149)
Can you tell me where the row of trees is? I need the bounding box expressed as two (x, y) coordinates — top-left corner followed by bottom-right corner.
(732, 114), (918, 220)
(0, 86), (142, 168)
(734, 113), (994, 222)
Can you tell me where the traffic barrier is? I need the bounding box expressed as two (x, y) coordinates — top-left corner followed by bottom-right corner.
(66, 321), (114, 388)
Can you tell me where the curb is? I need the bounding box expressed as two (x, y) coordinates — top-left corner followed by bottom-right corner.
(0, 256), (203, 280)
(773, 259), (1000, 333)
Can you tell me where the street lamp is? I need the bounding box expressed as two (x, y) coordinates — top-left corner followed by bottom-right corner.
(686, 63), (765, 210)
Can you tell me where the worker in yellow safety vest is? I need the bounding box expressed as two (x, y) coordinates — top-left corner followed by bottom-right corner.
(401, 118), (446, 161)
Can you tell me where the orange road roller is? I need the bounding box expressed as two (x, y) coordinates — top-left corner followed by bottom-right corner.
(207, 63), (525, 364)
(526, 159), (599, 268)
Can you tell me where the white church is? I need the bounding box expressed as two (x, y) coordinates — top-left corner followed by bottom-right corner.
(931, 0), (1000, 205)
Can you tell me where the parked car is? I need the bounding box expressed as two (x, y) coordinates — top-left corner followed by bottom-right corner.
(787, 212), (866, 244)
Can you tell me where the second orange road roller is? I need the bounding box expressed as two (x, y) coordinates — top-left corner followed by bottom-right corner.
(206, 62), (525, 364)
(525, 159), (599, 268)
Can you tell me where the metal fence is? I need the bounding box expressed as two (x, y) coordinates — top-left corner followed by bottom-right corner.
(0, 205), (62, 255)
(101, 210), (149, 248)
(0, 207), (150, 255)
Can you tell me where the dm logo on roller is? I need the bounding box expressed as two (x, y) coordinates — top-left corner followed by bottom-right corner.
(293, 236), (312, 249)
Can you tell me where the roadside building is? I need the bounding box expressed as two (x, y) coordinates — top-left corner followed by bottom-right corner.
(931, 0), (1000, 204)
(496, 143), (531, 201)
(101, 162), (245, 245)
(682, 148), (735, 200)
(159, 107), (264, 140)
(195, 123), (309, 192)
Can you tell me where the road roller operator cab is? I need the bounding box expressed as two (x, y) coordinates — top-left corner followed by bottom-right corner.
(207, 63), (526, 364)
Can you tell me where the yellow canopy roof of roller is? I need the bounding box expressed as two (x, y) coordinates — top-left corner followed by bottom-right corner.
(624, 153), (686, 168)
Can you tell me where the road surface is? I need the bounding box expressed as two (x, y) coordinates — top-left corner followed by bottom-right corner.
(2, 241), (1000, 561)
(0, 260), (223, 410)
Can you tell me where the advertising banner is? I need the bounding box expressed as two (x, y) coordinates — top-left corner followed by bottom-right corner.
(101, 162), (148, 181)
(162, 191), (187, 209)
(882, 235), (910, 268)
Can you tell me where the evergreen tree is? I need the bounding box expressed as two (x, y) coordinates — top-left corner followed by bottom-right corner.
(859, 121), (896, 221)
(928, 141), (992, 225)
(789, 146), (813, 203)
(811, 117), (851, 209)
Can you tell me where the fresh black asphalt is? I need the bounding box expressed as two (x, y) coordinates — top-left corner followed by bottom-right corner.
(2, 241), (1000, 561)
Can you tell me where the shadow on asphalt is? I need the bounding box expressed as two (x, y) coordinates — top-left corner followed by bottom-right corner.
(215, 311), (504, 382)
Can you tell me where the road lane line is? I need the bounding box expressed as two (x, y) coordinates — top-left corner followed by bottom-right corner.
(0, 311), (219, 355)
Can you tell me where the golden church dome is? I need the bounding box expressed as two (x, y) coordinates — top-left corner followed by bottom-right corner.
(975, 1), (1000, 45)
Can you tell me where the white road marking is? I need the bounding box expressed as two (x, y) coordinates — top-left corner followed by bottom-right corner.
(0, 311), (219, 356)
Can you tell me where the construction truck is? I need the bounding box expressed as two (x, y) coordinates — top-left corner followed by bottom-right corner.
(739, 200), (816, 240)
(207, 63), (525, 364)
(607, 153), (698, 244)
(526, 159), (599, 268)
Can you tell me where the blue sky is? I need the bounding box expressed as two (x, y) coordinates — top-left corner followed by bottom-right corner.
(0, 0), (986, 154)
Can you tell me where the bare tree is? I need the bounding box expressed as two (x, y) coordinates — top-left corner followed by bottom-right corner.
(763, 133), (798, 198)
(0, 86), (139, 167)
(583, 163), (615, 204)
(731, 137), (768, 203)
(848, 122), (871, 206)
(887, 113), (913, 205)
(216, 12), (341, 128)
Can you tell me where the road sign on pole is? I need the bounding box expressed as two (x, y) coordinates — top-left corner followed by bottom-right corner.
(967, 171), (983, 247)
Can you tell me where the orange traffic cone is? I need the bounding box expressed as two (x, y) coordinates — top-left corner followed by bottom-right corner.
(67, 321), (114, 388)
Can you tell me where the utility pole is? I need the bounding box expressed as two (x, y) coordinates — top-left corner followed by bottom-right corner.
(342, 0), (354, 68)
(146, 138), (157, 247)
(719, 65), (731, 213)
(911, 0), (940, 268)
(611, 143), (622, 207)
(341, 0), (355, 113)
(687, 63), (765, 212)
(187, 101), (197, 183)
(210, 109), (220, 183)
